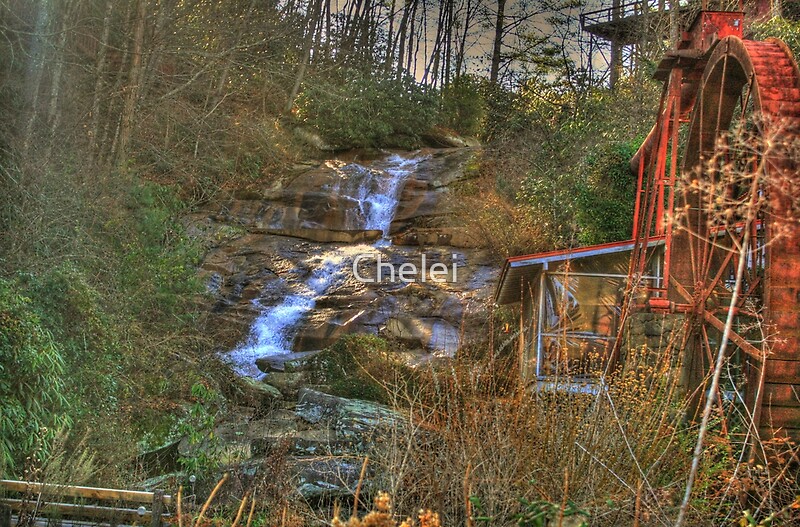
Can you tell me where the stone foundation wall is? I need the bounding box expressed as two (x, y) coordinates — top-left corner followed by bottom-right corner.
(624, 312), (685, 352)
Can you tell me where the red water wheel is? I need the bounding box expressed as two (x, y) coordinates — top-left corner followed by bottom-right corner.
(668, 36), (800, 447)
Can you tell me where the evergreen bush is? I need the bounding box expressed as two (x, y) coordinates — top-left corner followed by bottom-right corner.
(295, 70), (438, 148)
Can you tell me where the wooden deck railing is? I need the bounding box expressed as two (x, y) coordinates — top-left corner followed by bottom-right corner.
(0, 480), (172, 527)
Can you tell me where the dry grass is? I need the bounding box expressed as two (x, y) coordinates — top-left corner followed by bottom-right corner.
(369, 346), (693, 526)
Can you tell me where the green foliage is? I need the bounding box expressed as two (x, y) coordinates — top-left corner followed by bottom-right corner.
(508, 78), (656, 247)
(439, 75), (486, 137)
(178, 381), (223, 478)
(751, 16), (800, 58)
(480, 83), (527, 143)
(0, 171), (206, 480)
(17, 264), (123, 419)
(306, 334), (410, 403)
(573, 140), (638, 245)
(468, 496), (494, 524)
(115, 182), (203, 320)
(516, 496), (588, 527)
(295, 70), (439, 148)
(0, 278), (71, 471)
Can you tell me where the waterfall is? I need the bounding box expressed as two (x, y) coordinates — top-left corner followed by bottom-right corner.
(229, 152), (426, 377)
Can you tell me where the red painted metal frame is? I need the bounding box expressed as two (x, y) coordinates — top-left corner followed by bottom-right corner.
(626, 7), (800, 441)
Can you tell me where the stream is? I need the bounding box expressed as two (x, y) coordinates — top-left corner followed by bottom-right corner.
(195, 148), (497, 378)
(229, 154), (426, 376)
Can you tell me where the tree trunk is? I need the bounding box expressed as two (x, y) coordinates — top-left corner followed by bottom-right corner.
(285, 0), (323, 113)
(489, 0), (506, 84)
(21, 0), (51, 159)
(44, 3), (72, 162)
(406, 0), (418, 75)
(395, 0), (413, 78)
(215, 0), (258, 104)
(90, 0), (114, 163)
(669, 0), (679, 48)
(454, 0), (477, 79)
(610, 0), (621, 89)
(385, 0), (397, 73)
(117, 0), (148, 167)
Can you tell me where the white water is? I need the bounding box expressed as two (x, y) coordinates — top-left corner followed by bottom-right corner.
(230, 153), (425, 377)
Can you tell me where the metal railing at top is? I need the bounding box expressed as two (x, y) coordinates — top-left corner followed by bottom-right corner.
(581, 0), (670, 31)
(580, 1), (743, 31)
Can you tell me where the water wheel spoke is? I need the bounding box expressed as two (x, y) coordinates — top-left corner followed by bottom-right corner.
(700, 323), (715, 368)
(701, 310), (762, 361)
(707, 239), (737, 292)
(670, 275), (693, 304)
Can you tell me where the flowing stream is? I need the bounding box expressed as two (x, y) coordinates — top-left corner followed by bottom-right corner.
(229, 153), (426, 376)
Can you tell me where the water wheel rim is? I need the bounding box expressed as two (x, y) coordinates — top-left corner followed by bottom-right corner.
(674, 35), (800, 440)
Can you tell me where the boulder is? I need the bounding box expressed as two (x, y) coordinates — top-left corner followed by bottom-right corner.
(241, 377), (283, 400)
(421, 129), (480, 149)
(259, 227), (383, 244)
(256, 350), (324, 373)
(136, 440), (181, 477)
(292, 457), (366, 499)
(264, 372), (307, 399)
(391, 227), (481, 248)
(295, 388), (403, 446)
(291, 308), (368, 352)
(384, 316), (460, 356)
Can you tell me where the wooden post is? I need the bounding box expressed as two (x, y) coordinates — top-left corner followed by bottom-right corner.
(151, 490), (164, 527)
(0, 505), (10, 527)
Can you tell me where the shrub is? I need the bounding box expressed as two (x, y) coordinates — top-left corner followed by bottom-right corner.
(306, 334), (412, 403)
(373, 348), (691, 526)
(439, 75), (486, 137)
(0, 278), (71, 471)
(295, 70), (439, 148)
(574, 140), (638, 245)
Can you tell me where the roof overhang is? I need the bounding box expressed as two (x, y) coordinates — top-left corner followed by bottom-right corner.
(494, 237), (666, 305)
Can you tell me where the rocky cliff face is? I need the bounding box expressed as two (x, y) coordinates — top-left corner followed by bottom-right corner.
(190, 147), (497, 376)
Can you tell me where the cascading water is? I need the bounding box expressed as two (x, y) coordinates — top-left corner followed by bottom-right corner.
(229, 153), (426, 377)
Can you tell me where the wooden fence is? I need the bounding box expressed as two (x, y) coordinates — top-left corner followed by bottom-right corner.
(0, 480), (172, 527)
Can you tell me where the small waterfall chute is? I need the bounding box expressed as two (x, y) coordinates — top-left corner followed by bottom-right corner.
(229, 152), (427, 377)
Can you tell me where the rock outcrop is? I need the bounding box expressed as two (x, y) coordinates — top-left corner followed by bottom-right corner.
(192, 147), (496, 367)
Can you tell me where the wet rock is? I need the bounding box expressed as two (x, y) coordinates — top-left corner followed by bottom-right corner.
(391, 227), (481, 248)
(291, 308), (369, 352)
(256, 350), (324, 373)
(384, 316), (460, 356)
(293, 457), (366, 499)
(194, 149), (498, 375)
(206, 272), (223, 293)
(257, 227), (383, 244)
(295, 388), (402, 445)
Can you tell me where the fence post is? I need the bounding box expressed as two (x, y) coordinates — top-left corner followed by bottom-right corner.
(151, 490), (165, 527)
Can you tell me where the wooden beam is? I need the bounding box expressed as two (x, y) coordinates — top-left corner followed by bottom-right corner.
(0, 481), (172, 506)
(0, 499), (158, 523)
(702, 310), (763, 361)
(10, 515), (137, 527)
